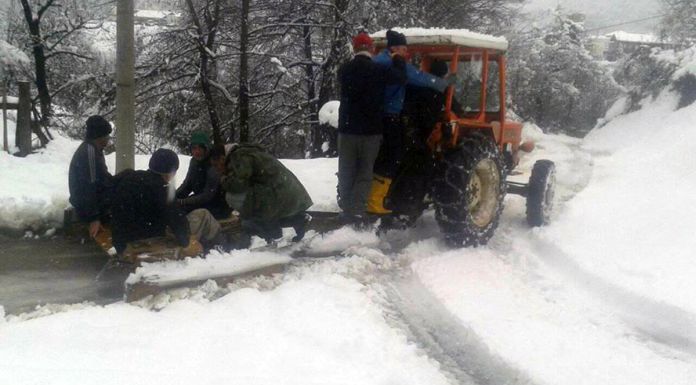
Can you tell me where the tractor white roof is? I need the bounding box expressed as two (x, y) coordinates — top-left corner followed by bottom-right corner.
(371, 28), (508, 52)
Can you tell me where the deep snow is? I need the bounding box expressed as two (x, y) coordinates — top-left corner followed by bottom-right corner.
(2, 88), (696, 384)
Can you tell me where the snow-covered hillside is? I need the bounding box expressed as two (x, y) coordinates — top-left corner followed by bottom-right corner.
(2, 89), (696, 383)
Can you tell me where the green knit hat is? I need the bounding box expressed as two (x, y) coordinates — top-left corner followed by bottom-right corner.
(190, 131), (211, 149)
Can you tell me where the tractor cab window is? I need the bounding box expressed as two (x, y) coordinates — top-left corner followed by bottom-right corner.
(453, 54), (483, 114)
(486, 60), (501, 112)
(449, 54), (501, 116)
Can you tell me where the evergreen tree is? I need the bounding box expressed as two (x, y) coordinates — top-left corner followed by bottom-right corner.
(661, 0), (696, 44)
(508, 10), (619, 136)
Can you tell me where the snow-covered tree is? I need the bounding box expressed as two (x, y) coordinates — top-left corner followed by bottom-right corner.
(508, 10), (620, 136)
(6, 0), (110, 143)
(660, 0), (696, 44)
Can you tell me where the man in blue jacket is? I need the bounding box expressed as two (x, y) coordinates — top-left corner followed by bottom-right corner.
(368, 30), (453, 214)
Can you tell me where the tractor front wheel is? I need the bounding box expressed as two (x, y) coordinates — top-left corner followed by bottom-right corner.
(526, 160), (556, 226)
(432, 133), (507, 247)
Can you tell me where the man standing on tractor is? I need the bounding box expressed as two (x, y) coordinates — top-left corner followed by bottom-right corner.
(383, 60), (463, 227)
(368, 30), (455, 215)
(68, 115), (115, 239)
(336, 31), (406, 225)
(216, 144), (313, 248)
(111, 149), (223, 255)
(176, 132), (231, 220)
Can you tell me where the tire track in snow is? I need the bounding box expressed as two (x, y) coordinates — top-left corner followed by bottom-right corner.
(530, 237), (696, 356)
(377, 271), (537, 385)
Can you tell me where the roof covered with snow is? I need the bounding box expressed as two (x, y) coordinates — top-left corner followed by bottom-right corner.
(371, 28), (508, 52)
(605, 31), (660, 44)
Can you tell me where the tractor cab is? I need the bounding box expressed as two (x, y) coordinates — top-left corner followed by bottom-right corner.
(371, 29), (524, 169)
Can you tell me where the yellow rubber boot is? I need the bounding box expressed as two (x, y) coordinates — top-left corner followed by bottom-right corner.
(367, 175), (393, 215)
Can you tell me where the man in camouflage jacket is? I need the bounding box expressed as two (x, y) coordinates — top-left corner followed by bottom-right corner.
(218, 144), (313, 246)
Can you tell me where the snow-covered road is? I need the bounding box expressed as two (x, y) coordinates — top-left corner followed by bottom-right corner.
(3, 89), (696, 384)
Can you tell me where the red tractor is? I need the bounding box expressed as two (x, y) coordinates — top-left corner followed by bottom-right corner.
(371, 29), (556, 247)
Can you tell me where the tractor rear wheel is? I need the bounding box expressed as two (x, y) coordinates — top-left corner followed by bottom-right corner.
(432, 133), (506, 247)
(526, 160), (556, 227)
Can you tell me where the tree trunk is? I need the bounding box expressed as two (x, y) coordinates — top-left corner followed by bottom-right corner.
(19, 0), (51, 145)
(315, 0), (349, 156)
(303, 25), (322, 158)
(186, 0), (223, 145)
(238, 0), (250, 143)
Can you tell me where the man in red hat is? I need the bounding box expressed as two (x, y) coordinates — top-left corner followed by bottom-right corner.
(336, 31), (407, 225)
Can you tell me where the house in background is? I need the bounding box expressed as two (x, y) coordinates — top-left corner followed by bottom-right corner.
(134, 9), (181, 26)
(588, 31), (677, 61)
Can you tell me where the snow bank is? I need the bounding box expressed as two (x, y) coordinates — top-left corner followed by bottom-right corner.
(282, 157), (339, 212)
(0, 133), (79, 230)
(0, 121), (339, 230)
(411, 87), (696, 384)
(546, 90), (696, 314)
(0, 274), (449, 385)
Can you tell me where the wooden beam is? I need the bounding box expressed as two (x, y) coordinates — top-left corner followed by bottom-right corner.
(2, 87), (8, 153)
(16, 82), (32, 156)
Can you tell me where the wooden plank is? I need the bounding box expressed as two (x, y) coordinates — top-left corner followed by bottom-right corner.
(16, 82), (31, 156)
(2, 86), (8, 153)
(125, 263), (287, 302)
(0, 102), (19, 109)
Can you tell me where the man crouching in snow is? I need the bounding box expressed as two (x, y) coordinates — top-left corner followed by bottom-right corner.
(110, 148), (223, 256)
(68, 115), (114, 239)
(215, 144), (313, 248)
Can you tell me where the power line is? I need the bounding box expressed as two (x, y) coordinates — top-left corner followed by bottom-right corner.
(582, 14), (666, 34)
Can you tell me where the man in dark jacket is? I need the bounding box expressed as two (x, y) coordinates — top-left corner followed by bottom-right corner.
(337, 31), (406, 222)
(218, 144), (313, 246)
(68, 115), (114, 238)
(111, 149), (221, 255)
(176, 132), (231, 219)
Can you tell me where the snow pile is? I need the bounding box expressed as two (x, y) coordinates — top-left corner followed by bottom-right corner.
(318, 100), (340, 128)
(0, 274), (450, 385)
(0, 40), (30, 67)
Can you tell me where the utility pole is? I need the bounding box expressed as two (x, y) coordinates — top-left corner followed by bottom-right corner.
(116, 0), (135, 171)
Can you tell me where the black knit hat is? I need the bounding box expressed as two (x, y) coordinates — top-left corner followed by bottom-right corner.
(149, 148), (180, 174)
(386, 30), (407, 47)
(430, 60), (449, 78)
(85, 115), (112, 140)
